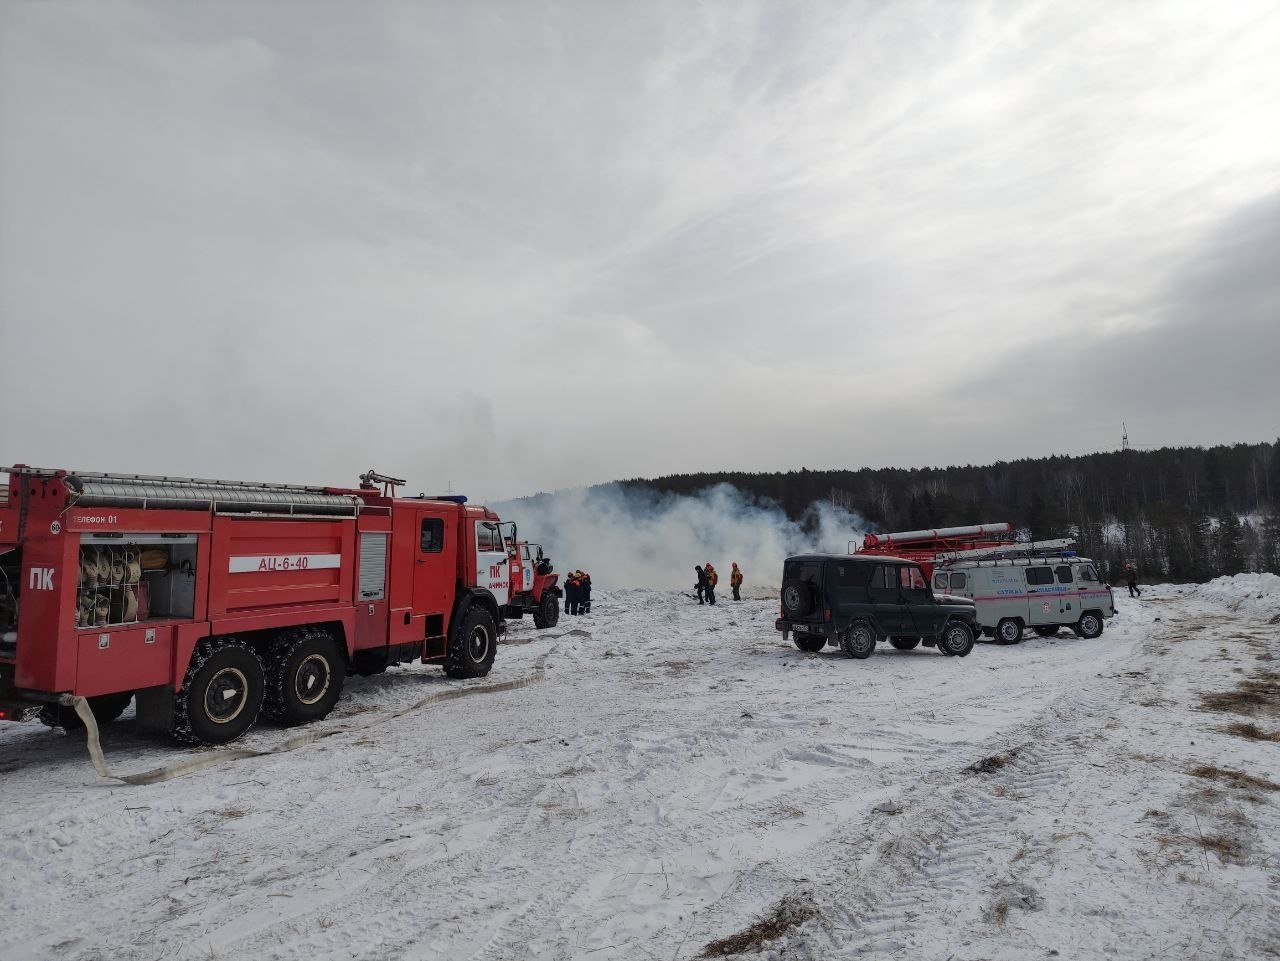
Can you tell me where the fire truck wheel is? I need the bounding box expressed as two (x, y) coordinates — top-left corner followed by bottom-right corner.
(532, 591), (560, 629)
(38, 692), (133, 731)
(939, 620), (975, 657)
(995, 618), (1024, 645)
(263, 630), (346, 726)
(174, 640), (264, 745)
(889, 637), (920, 651)
(793, 633), (826, 653)
(840, 622), (876, 659)
(444, 607), (498, 678)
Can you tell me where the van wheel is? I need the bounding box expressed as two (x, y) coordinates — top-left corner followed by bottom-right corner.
(263, 629), (346, 726)
(445, 607), (498, 678)
(532, 591), (560, 629)
(793, 633), (826, 653)
(173, 639), (264, 745)
(1033, 625), (1059, 638)
(1074, 612), (1104, 639)
(840, 623), (876, 659)
(939, 621), (975, 657)
(38, 692), (133, 730)
(995, 618), (1024, 645)
(889, 638), (920, 651)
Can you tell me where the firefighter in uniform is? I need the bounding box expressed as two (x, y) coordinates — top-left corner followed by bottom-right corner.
(565, 571), (580, 615)
(579, 571), (592, 614)
(694, 566), (707, 604)
(704, 563), (718, 605)
(730, 562), (743, 601)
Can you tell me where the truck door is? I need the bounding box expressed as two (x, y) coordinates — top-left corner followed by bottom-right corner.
(517, 544), (534, 599)
(900, 564), (939, 635)
(1024, 565), (1058, 626)
(413, 513), (452, 636)
(869, 564), (909, 634)
(475, 521), (510, 600)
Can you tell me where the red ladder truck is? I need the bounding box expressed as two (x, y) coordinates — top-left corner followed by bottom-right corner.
(0, 465), (539, 745)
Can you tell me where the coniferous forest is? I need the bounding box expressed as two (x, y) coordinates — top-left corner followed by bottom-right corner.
(620, 440), (1280, 585)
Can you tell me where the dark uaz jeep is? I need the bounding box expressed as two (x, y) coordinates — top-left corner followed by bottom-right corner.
(776, 554), (978, 658)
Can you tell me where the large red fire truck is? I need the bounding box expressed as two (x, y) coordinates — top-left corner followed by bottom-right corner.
(0, 466), (552, 745)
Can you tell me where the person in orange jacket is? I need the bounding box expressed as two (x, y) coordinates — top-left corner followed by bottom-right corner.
(730, 562), (743, 601)
(704, 562), (718, 605)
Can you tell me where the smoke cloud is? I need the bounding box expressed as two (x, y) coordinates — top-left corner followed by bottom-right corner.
(493, 483), (866, 591)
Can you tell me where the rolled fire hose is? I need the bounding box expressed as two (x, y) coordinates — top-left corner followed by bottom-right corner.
(66, 653), (551, 786)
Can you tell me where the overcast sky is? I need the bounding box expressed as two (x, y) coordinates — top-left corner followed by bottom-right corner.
(2, 1), (1277, 501)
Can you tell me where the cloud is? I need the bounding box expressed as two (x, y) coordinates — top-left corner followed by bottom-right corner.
(1, 1), (1277, 497)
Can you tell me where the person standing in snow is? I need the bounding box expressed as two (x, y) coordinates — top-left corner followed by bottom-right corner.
(580, 571), (592, 614)
(704, 562), (718, 605)
(730, 562), (743, 601)
(565, 571), (580, 615)
(1124, 563), (1141, 598)
(694, 565), (707, 604)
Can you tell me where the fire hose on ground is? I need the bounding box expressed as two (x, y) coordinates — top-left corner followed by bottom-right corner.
(62, 653), (551, 786)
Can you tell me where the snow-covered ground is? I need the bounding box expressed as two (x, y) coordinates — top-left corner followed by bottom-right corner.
(2, 577), (1278, 961)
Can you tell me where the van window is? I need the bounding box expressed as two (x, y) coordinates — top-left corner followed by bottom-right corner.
(1026, 567), (1054, 586)
(834, 562), (873, 588)
(1055, 565), (1074, 584)
(1078, 564), (1099, 582)
(950, 572), (967, 590)
(934, 573), (949, 591)
(420, 518), (444, 553)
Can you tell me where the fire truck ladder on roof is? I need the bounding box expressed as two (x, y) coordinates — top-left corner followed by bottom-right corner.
(5, 466), (361, 517)
(937, 539), (1075, 562)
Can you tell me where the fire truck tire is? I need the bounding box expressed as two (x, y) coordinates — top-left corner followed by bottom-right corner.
(995, 618), (1024, 645)
(444, 607), (498, 679)
(263, 629), (346, 726)
(532, 591), (560, 629)
(889, 637), (920, 651)
(174, 639), (265, 745)
(793, 633), (826, 652)
(939, 620), (975, 657)
(1033, 625), (1059, 637)
(38, 692), (133, 731)
(840, 622), (876, 659)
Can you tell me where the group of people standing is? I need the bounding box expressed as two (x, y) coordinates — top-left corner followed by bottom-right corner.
(564, 569), (592, 615)
(694, 562), (744, 604)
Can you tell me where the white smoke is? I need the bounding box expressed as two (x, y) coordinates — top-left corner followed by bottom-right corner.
(493, 483), (866, 591)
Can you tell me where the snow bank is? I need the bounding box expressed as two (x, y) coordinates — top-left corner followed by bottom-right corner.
(1149, 572), (1280, 620)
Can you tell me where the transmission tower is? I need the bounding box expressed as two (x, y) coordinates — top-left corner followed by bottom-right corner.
(1121, 422), (1130, 452)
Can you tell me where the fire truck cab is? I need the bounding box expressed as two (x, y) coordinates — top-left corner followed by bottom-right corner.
(0, 466), (516, 745)
(498, 525), (562, 629)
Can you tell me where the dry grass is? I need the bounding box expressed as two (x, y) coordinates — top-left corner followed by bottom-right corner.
(968, 748), (1019, 774)
(1156, 832), (1246, 865)
(1189, 764), (1280, 794)
(654, 660), (695, 676)
(700, 894), (818, 957)
(1199, 672), (1280, 717)
(1221, 722), (1280, 742)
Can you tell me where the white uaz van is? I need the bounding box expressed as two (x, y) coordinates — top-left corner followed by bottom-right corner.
(932, 555), (1115, 644)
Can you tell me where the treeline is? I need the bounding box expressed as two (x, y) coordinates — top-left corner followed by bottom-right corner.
(619, 441), (1280, 584)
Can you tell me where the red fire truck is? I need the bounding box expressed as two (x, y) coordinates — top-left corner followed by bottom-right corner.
(0, 466), (544, 745)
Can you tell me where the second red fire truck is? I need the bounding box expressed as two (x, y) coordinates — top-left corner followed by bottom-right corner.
(0, 466), (560, 745)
